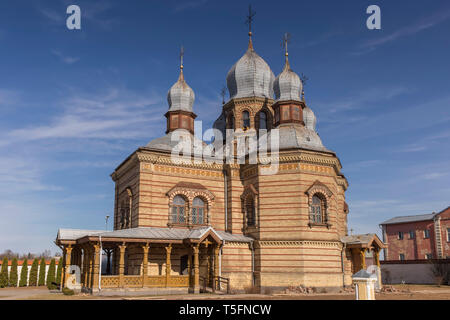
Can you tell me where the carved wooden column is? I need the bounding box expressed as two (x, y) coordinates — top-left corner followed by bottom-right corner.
(64, 245), (73, 288)
(88, 246), (95, 289)
(92, 244), (101, 292)
(360, 248), (367, 270)
(165, 244), (172, 287)
(213, 245), (220, 291)
(142, 243), (149, 288)
(193, 244), (200, 293)
(119, 244), (126, 288)
(61, 249), (66, 287)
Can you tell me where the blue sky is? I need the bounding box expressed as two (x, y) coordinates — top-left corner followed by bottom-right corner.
(0, 0), (449, 254)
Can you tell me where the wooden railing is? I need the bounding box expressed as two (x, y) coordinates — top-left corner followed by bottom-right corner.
(101, 275), (120, 288)
(199, 276), (231, 294)
(215, 276), (231, 294)
(101, 275), (190, 288)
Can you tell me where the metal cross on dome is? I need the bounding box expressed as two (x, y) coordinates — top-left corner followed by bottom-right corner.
(282, 32), (291, 55)
(180, 46), (184, 68)
(245, 5), (256, 34)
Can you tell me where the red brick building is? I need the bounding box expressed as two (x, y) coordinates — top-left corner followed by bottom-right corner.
(380, 206), (450, 261)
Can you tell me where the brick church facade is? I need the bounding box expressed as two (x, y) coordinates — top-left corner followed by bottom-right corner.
(56, 31), (385, 293)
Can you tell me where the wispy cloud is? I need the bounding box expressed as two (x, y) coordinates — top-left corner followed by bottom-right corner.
(5, 88), (164, 143)
(358, 7), (450, 53)
(0, 156), (62, 192)
(52, 50), (80, 64)
(319, 86), (409, 116)
(37, 0), (118, 30)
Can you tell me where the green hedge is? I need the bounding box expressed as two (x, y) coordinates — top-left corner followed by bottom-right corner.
(9, 258), (18, 287)
(46, 259), (56, 289)
(0, 257), (8, 288)
(19, 258), (28, 287)
(29, 259), (39, 286)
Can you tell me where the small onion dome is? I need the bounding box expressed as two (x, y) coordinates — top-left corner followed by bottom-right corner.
(303, 105), (316, 131)
(167, 67), (195, 112)
(226, 41), (275, 100)
(273, 57), (302, 102)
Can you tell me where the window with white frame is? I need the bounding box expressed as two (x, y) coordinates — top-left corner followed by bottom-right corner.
(447, 228), (450, 242)
(399, 253), (405, 261)
(409, 230), (415, 239)
(398, 232), (404, 240)
(424, 229), (430, 239)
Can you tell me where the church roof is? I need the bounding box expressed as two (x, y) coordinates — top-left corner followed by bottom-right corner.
(226, 43), (275, 100)
(267, 124), (333, 153)
(144, 129), (207, 153)
(341, 233), (386, 248)
(274, 57), (302, 102)
(56, 226), (253, 243)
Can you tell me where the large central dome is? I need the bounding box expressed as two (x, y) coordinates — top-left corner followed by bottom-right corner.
(226, 41), (275, 100)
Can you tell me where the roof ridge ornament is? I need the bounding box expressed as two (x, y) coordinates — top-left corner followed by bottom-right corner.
(245, 5), (256, 51)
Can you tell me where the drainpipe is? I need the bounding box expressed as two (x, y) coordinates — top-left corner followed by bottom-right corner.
(341, 243), (346, 287)
(220, 240), (224, 277)
(98, 236), (102, 292)
(223, 170), (228, 232)
(250, 241), (255, 286)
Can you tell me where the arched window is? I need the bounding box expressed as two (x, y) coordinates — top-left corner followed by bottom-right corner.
(172, 195), (186, 224)
(259, 111), (267, 130)
(310, 194), (325, 223)
(242, 111), (250, 129)
(246, 196), (255, 226)
(191, 197), (206, 224)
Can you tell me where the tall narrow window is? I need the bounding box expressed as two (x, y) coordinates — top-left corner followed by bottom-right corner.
(310, 195), (324, 223)
(246, 196), (255, 227)
(227, 113), (235, 130)
(119, 200), (126, 229)
(172, 195), (186, 224)
(242, 111), (250, 129)
(259, 111), (267, 130)
(447, 228), (450, 242)
(424, 229), (430, 239)
(192, 197), (205, 224)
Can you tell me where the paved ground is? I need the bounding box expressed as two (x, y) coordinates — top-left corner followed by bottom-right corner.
(1, 284), (449, 300)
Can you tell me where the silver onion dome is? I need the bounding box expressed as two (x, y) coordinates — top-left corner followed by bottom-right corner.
(226, 40), (275, 100)
(167, 67), (195, 112)
(303, 106), (316, 131)
(273, 57), (302, 102)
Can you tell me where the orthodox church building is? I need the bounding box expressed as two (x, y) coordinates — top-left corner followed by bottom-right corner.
(56, 30), (385, 294)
